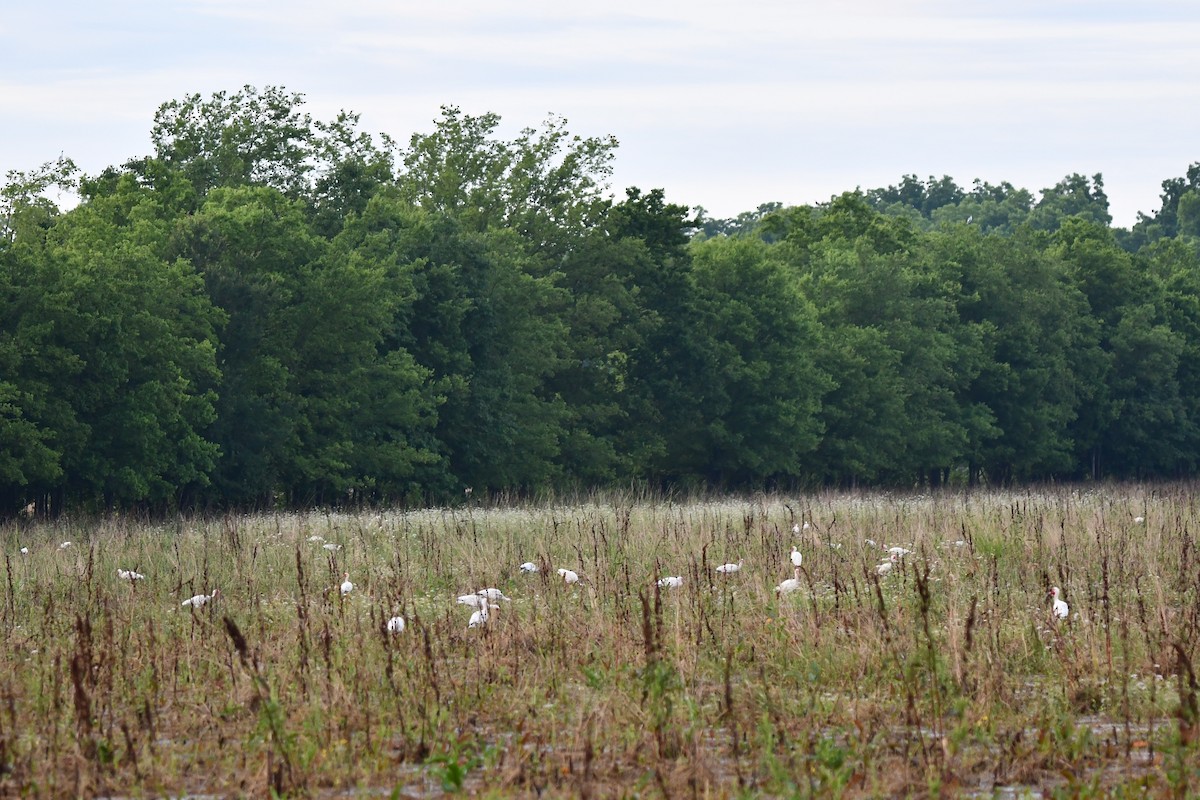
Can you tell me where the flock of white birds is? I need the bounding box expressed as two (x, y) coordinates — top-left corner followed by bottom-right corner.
(21, 513), (1086, 633)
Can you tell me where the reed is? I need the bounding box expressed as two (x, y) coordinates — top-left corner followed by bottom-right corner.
(1, 485), (1197, 797)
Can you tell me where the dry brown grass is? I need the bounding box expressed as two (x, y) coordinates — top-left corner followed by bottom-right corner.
(2, 486), (1199, 797)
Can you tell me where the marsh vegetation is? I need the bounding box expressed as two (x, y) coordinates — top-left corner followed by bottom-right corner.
(2, 485), (1199, 797)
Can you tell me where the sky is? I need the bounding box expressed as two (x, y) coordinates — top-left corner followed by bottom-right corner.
(3, 0), (1199, 227)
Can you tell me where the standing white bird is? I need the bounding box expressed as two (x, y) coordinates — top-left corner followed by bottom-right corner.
(386, 616), (406, 634)
(1050, 586), (1069, 620)
(322, 543), (342, 552)
(182, 589), (219, 608)
(557, 568), (580, 585)
(307, 535), (325, 542)
(657, 575), (683, 588)
(340, 572), (354, 596)
(19, 547), (28, 555)
(887, 546), (912, 558)
(790, 546), (803, 569)
(792, 523), (801, 535)
(468, 603), (499, 628)
(58, 541), (72, 550)
(1133, 516), (1145, 524)
(519, 561), (539, 573)
(776, 567), (803, 596)
(476, 588), (511, 602)
(715, 562), (742, 574)
(117, 568), (145, 581)
(876, 555), (898, 576)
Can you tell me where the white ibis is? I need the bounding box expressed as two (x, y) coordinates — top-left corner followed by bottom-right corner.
(476, 588), (511, 602)
(182, 589), (218, 608)
(117, 568), (145, 581)
(657, 576), (683, 588)
(386, 616), (406, 634)
(557, 568), (579, 585)
(457, 593), (487, 608)
(323, 543), (342, 552)
(715, 562), (742, 574)
(887, 546), (912, 558)
(1133, 516), (1145, 524)
(519, 561), (539, 573)
(340, 573), (354, 595)
(307, 535), (324, 542)
(792, 523), (801, 535)
(776, 567), (803, 596)
(19, 547), (28, 555)
(58, 541), (72, 550)
(1050, 586), (1069, 620)
(468, 602), (498, 628)
(790, 547), (803, 569)
(876, 555), (898, 576)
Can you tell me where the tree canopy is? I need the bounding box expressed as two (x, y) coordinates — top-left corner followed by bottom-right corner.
(6, 86), (1200, 514)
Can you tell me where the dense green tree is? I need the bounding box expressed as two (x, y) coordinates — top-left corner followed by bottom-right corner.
(689, 236), (829, 485)
(958, 231), (1104, 482)
(397, 107), (617, 259)
(170, 186), (318, 504)
(600, 188), (719, 484)
(334, 190), (571, 495)
(867, 174), (965, 220)
(1124, 163), (1200, 249)
(1027, 173), (1111, 232)
(930, 180), (1034, 234)
(29, 175), (222, 507)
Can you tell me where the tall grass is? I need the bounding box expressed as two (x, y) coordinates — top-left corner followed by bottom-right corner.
(1, 485), (1198, 797)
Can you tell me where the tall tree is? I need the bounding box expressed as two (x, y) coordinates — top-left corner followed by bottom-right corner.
(690, 235), (829, 485)
(30, 174), (222, 507)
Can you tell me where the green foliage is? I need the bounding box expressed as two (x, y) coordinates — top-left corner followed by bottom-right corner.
(12, 87), (1200, 510)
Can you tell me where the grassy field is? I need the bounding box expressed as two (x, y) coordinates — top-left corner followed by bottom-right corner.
(2, 486), (1199, 798)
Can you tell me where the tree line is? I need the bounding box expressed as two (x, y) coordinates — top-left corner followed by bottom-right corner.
(4, 86), (1200, 514)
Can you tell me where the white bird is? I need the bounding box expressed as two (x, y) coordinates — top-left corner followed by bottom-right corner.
(182, 589), (218, 608)
(117, 568), (145, 581)
(715, 562), (742, 574)
(468, 603), (499, 628)
(340, 572), (354, 595)
(1050, 586), (1069, 620)
(322, 543), (342, 552)
(790, 546), (803, 569)
(557, 568), (580, 585)
(58, 541), (72, 550)
(792, 523), (801, 534)
(657, 576), (683, 588)
(1133, 516), (1145, 524)
(476, 588), (511, 602)
(776, 567), (803, 596)
(386, 615), (406, 634)
(519, 561), (539, 573)
(307, 535), (324, 542)
(457, 593), (487, 608)
(876, 555), (898, 576)
(865, 539), (879, 548)
(19, 547), (28, 555)
(887, 546), (912, 558)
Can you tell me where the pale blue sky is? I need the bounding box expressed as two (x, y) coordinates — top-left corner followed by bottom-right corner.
(3, 0), (1198, 225)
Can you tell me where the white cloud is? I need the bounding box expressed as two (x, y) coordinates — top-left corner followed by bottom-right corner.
(2, 0), (1198, 226)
